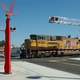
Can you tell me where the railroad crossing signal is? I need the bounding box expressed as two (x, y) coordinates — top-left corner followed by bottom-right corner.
(1, 0), (16, 74)
(49, 16), (80, 26)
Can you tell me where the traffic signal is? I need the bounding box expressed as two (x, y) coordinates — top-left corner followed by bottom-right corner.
(13, 27), (16, 30)
(49, 16), (59, 23)
(10, 27), (16, 31)
(51, 17), (58, 21)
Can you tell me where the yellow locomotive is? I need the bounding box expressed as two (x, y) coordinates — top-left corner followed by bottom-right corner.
(23, 34), (80, 58)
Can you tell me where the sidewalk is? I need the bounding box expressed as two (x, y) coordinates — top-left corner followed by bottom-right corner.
(0, 60), (80, 80)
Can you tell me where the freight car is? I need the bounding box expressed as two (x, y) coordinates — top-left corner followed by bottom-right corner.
(21, 34), (80, 58)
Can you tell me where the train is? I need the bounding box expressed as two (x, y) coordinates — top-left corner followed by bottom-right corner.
(20, 34), (80, 58)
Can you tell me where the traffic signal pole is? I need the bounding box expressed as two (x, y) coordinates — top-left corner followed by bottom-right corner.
(4, 14), (11, 74)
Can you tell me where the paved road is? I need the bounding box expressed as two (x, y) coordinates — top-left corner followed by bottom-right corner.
(0, 55), (80, 75)
(21, 56), (80, 75)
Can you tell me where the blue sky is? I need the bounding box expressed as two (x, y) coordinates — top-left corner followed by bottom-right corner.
(0, 0), (80, 47)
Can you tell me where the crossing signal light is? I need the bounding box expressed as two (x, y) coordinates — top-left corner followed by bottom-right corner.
(10, 27), (16, 31)
(49, 16), (59, 23)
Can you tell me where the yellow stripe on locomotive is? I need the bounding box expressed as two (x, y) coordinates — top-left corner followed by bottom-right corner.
(24, 34), (80, 50)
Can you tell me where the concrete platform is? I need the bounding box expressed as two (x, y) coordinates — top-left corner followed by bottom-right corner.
(0, 60), (80, 80)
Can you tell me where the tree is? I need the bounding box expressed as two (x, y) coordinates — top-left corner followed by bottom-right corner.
(0, 40), (5, 47)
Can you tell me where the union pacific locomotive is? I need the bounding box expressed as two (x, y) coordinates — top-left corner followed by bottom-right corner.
(20, 34), (80, 58)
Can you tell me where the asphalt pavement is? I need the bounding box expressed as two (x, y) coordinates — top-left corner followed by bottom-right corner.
(0, 56), (80, 80)
(22, 56), (80, 75)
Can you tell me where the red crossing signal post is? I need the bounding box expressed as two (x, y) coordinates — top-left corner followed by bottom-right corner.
(4, 14), (11, 74)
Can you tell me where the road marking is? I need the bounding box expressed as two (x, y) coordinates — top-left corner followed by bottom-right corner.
(48, 59), (80, 67)
(49, 60), (59, 62)
(49, 59), (67, 62)
(61, 62), (80, 67)
(70, 58), (80, 61)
